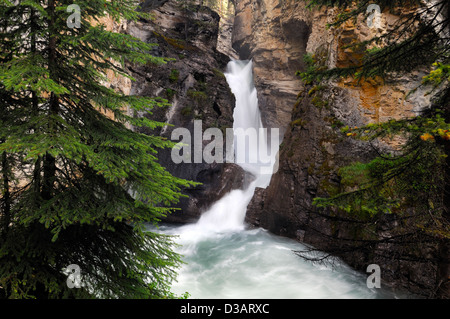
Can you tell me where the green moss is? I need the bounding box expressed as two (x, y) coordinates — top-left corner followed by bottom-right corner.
(331, 119), (345, 129)
(169, 69), (179, 83)
(302, 82), (330, 110)
(167, 38), (185, 50)
(165, 88), (176, 100)
(195, 80), (208, 92)
(287, 149), (295, 157)
(187, 89), (208, 102)
(212, 68), (226, 79)
(324, 116), (345, 129)
(307, 163), (315, 175)
(152, 31), (195, 51)
(319, 178), (340, 197)
(290, 118), (307, 129)
(297, 89), (305, 99)
(317, 159), (340, 197)
(194, 20), (216, 31)
(311, 95), (329, 109)
(194, 113), (203, 120)
(296, 48), (330, 85)
(338, 162), (371, 188)
(308, 85), (326, 96)
(180, 106), (193, 117)
(293, 98), (303, 113)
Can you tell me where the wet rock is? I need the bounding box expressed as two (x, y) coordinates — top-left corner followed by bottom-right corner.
(126, 0), (241, 223)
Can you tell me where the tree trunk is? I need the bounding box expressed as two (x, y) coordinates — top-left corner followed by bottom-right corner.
(30, 8), (41, 197)
(41, 0), (58, 201)
(1, 150), (11, 239)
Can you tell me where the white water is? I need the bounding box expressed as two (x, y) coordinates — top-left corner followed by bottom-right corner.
(156, 60), (396, 299)
(194, 60), (275, 233)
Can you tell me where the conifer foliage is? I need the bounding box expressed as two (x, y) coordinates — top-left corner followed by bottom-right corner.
(0, 0), (194, 298)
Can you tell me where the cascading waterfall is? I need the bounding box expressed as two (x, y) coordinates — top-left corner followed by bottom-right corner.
(194, 60), (276, 233)
(155, 60), (395, 299)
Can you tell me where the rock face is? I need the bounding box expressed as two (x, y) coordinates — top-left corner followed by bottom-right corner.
(231, 0), (430, 133)
(124, 0), (250, 223)
(232, 0), (310, 133)
(231, 0), (438, 296)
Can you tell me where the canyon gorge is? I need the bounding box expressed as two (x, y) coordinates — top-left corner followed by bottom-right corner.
(117, 0), (447, 298)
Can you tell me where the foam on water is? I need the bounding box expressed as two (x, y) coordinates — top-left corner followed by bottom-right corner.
(156, 60), (398, 299)
(158, 225), (389, 299)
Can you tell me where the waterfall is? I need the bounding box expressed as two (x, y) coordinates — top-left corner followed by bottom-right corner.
(227, 60), (279, 185)
(194, 60), (278, 232)
(155, 60), (394, 299)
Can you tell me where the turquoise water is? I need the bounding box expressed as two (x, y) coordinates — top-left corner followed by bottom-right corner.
(156, 223), (397, 299)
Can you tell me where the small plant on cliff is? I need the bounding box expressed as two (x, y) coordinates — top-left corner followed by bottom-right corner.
(0, 0), (196, 298)
(169, 68), (180, 83)
(296, 52), (329, 85)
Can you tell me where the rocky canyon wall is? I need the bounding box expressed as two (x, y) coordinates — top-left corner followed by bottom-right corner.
(231, 0), (438, 297)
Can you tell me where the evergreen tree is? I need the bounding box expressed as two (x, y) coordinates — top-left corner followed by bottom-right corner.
(299, 0), (450, 298)
(0, 0), (195, 298)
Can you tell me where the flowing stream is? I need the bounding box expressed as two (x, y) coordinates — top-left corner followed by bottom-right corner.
(155, 60), (396, 299)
